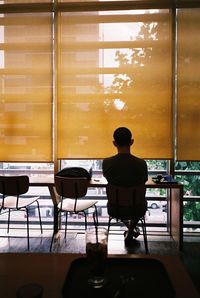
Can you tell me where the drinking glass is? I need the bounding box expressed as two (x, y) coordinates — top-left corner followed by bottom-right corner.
(86, 227), (108, 288)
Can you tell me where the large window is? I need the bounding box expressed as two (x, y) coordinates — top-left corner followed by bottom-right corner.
(0, 1), (199, 234)
(0, 1), (199, 162)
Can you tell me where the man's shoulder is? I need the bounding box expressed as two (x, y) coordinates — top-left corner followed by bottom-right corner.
(103, 154), (147, 168)
(103, 155), (117, 162)
(130, 156), (147, 171)
(103, 154), (146, 163)
(133, 155), (146, 164)
(102, 155), (119, 170)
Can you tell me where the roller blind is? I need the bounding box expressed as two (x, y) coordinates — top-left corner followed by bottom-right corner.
(177, 8), (200, 161)
(0, 12), (53, 162)
(57, 9), (173, 159)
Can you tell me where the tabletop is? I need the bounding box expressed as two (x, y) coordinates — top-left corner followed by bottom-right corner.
(0, 253), (199, 298)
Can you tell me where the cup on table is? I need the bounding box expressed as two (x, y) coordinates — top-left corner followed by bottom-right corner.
(85, 227), (108, 288)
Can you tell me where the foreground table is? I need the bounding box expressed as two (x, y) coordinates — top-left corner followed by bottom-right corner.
(0, 253), (199, 298)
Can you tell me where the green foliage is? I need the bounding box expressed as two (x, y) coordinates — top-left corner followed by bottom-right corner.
(184, 202), (200, 221)
(175, 175), (200, 196)
(146, 160), (167, 171)
(175, 161), (200, 222)
(175, 161), (200, 171)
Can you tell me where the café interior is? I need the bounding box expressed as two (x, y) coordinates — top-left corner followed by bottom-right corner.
(0, 1), (200, 297)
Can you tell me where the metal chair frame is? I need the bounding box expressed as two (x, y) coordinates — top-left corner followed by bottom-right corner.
(106, 184), (149, 254)
(50, 176), (98, 252)
(0, 175), (43, 250)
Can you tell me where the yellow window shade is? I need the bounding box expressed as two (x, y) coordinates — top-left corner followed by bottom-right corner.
(177, 8), (200, 161)
(57, 9), (173, 159)
(0, 13), (53, 162)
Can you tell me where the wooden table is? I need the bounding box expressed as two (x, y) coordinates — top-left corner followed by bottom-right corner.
(29, 177), (183, 250)
(0, 253), (199, 298)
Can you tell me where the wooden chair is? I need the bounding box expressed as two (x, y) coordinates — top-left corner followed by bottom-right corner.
(106, 183), (148, 254)
(0, 175), (43, 250)
(50, 176), (98, 251)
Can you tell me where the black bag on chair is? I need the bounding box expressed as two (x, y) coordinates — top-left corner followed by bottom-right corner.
(56, 167), (92, 181)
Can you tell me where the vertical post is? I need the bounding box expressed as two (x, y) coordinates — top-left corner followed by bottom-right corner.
(171, 3), (178, 166)
(53, 0), (59, 175)
(166, 4), (177, 235)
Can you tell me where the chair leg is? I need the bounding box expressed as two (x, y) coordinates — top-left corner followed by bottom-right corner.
(7, 209), (11, 233)
(141, 218), (148, 254)
(36, 201), (43, 234)
(84, 211), (87, 230)
(107, 216), (112, 234)
(50, 210), (61, 252)
(26, 208), (30, 251)
(64, 212), (68, 239)
(50, 231), (55, 252)
(94, 205), (99, 226)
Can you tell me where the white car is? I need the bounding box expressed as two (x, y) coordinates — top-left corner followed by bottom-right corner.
(147, 201), (166, 209)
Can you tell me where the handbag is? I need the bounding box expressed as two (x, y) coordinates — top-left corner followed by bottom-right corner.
(56, 167), (92, 181)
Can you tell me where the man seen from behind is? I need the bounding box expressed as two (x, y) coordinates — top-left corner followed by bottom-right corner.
(102, 127), (148, 244)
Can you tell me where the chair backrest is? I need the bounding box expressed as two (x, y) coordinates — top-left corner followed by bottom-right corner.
(55, 176), (88, 199)
(106, 184), (146, 219)
(0, 175), (29, 196)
